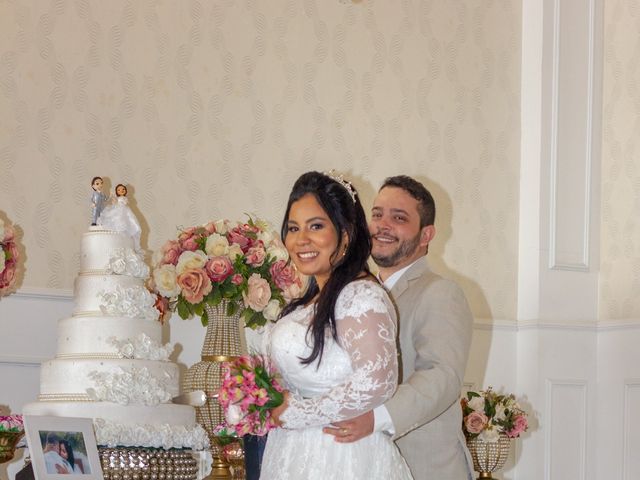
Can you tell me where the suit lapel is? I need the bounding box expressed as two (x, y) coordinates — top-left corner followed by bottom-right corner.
(390, 257), (430, 300)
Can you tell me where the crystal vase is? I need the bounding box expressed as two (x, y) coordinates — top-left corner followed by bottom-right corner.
(0, 431), (24, 464)
(182, 301), (247, 480)
(466, 434), (510, 479)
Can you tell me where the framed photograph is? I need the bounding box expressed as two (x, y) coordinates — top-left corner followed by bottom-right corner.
(23, 416), (103, 480)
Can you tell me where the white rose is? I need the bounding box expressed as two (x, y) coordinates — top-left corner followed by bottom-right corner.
(227, 243), (244, 261)
(266, 244), (289, 262)
(494, 404), (506, 422)
(214, 219), (229, 234)
(153, 264), (181, 298)
(262, 299), (282, 321)
(110, 256), (128, 275)
(176, 250), (208, 275)
(205, 233), (229, 257)
(225, 404), (244, 425)
(468, 396), (485, 412)
(257, 229), (275, 245)
(479, 426), (500, 443)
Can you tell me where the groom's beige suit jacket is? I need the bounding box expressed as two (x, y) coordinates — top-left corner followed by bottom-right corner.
(385, 258), (474, 479)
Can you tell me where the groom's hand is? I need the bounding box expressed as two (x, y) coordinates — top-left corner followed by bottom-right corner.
(323, 410), (374, 443)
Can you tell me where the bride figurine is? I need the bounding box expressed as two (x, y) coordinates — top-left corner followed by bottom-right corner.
(97, 184), (142, 251)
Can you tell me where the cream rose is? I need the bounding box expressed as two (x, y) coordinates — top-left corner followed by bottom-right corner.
(205, 233), (229, 257)
(176, 250), (208, 275)
(262, 299), (282, 321)
(242, 273), (271, 312)
(479, 427), (500, 443)
(214, 219), (230, 235)
(153, 264), (181, 298)
(468, 396), (485, 412)
(227, 243), (244, 261)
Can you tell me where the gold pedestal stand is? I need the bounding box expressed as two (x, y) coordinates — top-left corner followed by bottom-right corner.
(182, 302), (247, 480)
(466, 434), (510, 480)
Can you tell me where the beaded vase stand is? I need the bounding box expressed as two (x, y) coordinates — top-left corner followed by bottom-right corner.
(99, 447), (198, 480)
(182, 301), (247, 480)
(466, 434), (510, 479)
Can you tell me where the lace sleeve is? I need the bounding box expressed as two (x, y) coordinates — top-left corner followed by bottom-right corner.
(280, 281), (398, 429)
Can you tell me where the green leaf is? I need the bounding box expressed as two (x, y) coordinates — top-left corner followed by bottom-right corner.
(177, 298), (190, 320)
(201, 308), (209, 327)
(226, 300), (238, 316)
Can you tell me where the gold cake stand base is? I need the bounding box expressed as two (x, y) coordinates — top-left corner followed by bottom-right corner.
(99, 447), (199, 480)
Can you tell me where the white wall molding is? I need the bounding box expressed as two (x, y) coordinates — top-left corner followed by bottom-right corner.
(623, 380), (640, 480)
(545, 379), (588, 480)
(473, 317), (640, 332)
(548, 0), (598, 271)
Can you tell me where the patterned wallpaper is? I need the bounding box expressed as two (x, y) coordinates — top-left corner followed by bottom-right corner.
(601, 0), (640, 320)
(0, 0), (520, 320)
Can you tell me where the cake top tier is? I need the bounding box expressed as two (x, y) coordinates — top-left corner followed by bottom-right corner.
(80, 228), (149, 279)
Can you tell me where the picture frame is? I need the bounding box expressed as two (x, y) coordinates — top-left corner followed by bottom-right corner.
(23, 416), (103, 480)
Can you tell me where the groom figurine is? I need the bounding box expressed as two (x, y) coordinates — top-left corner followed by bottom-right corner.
(325, 175), (474, 479)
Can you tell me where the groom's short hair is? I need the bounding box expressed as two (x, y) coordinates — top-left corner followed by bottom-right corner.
(380, 175), (436, 228)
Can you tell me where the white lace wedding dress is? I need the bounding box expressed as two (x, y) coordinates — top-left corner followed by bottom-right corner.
(260, 280), (413, 480)
(97, 196), (142, 251)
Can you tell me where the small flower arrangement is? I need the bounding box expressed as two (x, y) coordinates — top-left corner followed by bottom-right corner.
(151, 217), (303, 329)
(217, 355), (284, 437)
(0, 415), (23, 433)
(0, 218), (20, 297)
(461, 387), (528, 442)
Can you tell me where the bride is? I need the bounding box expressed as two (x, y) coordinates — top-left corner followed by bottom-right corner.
(97, 183), (142, 251)
(259, 171), (413, 479)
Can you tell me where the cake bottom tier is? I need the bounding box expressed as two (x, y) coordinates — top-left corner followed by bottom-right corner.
(23, 402), (209, 450)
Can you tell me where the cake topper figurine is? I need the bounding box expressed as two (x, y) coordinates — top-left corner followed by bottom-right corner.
(90, 176), (108, 226)
(97, 184), (143, 251)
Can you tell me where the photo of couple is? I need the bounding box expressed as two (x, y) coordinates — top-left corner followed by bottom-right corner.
(40, 431), (90, 475)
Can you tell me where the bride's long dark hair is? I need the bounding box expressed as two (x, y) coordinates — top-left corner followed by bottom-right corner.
(279, 171), (372, 366)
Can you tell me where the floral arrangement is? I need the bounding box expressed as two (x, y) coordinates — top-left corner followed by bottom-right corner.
(217, 355), (284, 437)
(0, 218), (19, 297)
(0, 415), (23, 433)
(151, 217), (302, 329)
(461, 387), (528, 442)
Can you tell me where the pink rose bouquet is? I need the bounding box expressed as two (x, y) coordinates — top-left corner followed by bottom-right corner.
(461, 387), (528, 442)
(151, 217), (303, 329)
(0, 218), (20, 297)
(0, 415), (23, 433)
(217, 355), (284, 437)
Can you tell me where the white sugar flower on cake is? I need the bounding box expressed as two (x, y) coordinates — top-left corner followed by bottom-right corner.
(86, 367), (174, 406)
(108, 334), (174, 361)
(93, 418), (210, 450)
(99, 284), (158, 320)
(106, 248), (150, 278)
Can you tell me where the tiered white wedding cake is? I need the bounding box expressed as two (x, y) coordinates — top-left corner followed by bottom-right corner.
(24, 227), (208, 450)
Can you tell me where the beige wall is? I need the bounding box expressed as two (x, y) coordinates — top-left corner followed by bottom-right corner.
(0, 1), (521, 320)
(600, 0), (640, 320)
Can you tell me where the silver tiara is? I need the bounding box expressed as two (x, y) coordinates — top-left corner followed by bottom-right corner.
(324, 169), (356, 203)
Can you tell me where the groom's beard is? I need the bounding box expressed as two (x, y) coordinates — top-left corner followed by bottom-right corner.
(371, 229), (421, 268)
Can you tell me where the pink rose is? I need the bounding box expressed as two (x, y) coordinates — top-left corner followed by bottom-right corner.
(181, 236), (200, 251)
(464, 411), (489, 435)
(178, 226), (197, 242)
(231, 274), (244, 286)
(205, 256), (234, 283)
(269, 260), (298, 290)
(161, 240), (182, 265)
(227, 228), (252, 252)
(506, 414), (528, 438)
(177, 268), (212, 304)
(245, 246), (266, 267)
(2, 225), (15, 242)
(203, 222), (217, 234)
(0, 262), (17, 289)
(242, 273), (271, 312)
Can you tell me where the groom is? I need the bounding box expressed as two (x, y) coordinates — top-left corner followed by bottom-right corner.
(325, 175), (474, 479)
